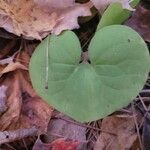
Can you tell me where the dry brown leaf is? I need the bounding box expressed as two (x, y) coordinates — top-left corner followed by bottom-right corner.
(125, 3), (150, 42)
(51, 3), (92, 35)
(0, 51), (53, 133)
(0, 73), (22, 130)
(94, 115), (140, 150)
(0, 0), (91, 40)
(32, 137), (80, 150)
(91, 0), (134, 13)
(0, 62), (27, 76)
(20, 97), (53, 132)
(0, 56), (14, 65)
(0, 0), (57, 40)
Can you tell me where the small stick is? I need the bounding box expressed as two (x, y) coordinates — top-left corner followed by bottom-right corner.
(140, 89), (150, 94)
(4, 143), (17, 150)
(138, 94), (148, 112)
(131, 103), (144, 150)
(0, 127), (37, 145)
(22, 139), (28, 150)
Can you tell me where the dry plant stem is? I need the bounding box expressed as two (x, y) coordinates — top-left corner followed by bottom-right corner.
(52, 117), (116, 136)
(45, 38), (49, 89)
(4, 143), (17, 150)
(22, 139), (28, 150)
(138, 94), (148, 112)
(131, 103), (144, 150)
(0, 127), (38, 145)
(140, 89), (150, 94)
(120, 108), (132, 114)
(135, 97), (150, 102)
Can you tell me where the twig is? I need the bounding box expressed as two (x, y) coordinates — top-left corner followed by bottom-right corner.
(140, 89), (150, 94)
(0, 127), (38, 145)
(138, 94), (148, 112)
(4, 143), (17, 150)
(0, 85), (7, 114)
(22, 139), (28, 150)
(131, 103), (144, 150)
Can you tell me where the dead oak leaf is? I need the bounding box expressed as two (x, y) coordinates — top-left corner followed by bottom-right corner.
(0, 0), (91, 40)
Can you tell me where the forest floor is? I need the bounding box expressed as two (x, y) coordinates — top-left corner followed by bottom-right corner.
(0, 0), (150, 150)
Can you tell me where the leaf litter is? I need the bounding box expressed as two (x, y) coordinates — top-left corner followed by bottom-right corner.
(125, 0), (150, 42)
(0, 0), (149, 149)
(0, 0), (92, 40)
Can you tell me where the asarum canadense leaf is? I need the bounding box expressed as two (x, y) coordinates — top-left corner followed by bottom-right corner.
(29, 25), (150, 122)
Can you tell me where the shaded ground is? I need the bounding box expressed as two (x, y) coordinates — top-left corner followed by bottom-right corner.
(0, 0), (150, 150)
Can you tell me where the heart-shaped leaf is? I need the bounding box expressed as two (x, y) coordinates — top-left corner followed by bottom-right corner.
(29, 25), (150, 122)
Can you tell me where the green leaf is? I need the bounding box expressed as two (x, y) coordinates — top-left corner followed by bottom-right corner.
(97, 0), (140, 30)
(29, 25), (150, 122)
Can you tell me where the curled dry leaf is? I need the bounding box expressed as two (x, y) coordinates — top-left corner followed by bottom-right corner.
(32, 137), (80, 150)
(91, 0), (134, 13)
(0, 56), (14, 65)
(0, 62), (27, 77)
(94, 115), (140, 150)
(0, 51), (53, 133)
(125, 3), (150, 42)
(0, 0), (91, 40)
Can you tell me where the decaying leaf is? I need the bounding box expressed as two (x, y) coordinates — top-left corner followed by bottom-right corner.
(0, 56), (14, 65)
(94, 115), (140, 150)
(0, 0), (91, 40)
(32, 137), (80, 150)
(47, 114), (87, 142)
(0, 62), (27, 77)
(91, 0), (135, 13)
(46, 113), (87, 150)
(125, 3), (150, 42)
(0, 51), (53, 133)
